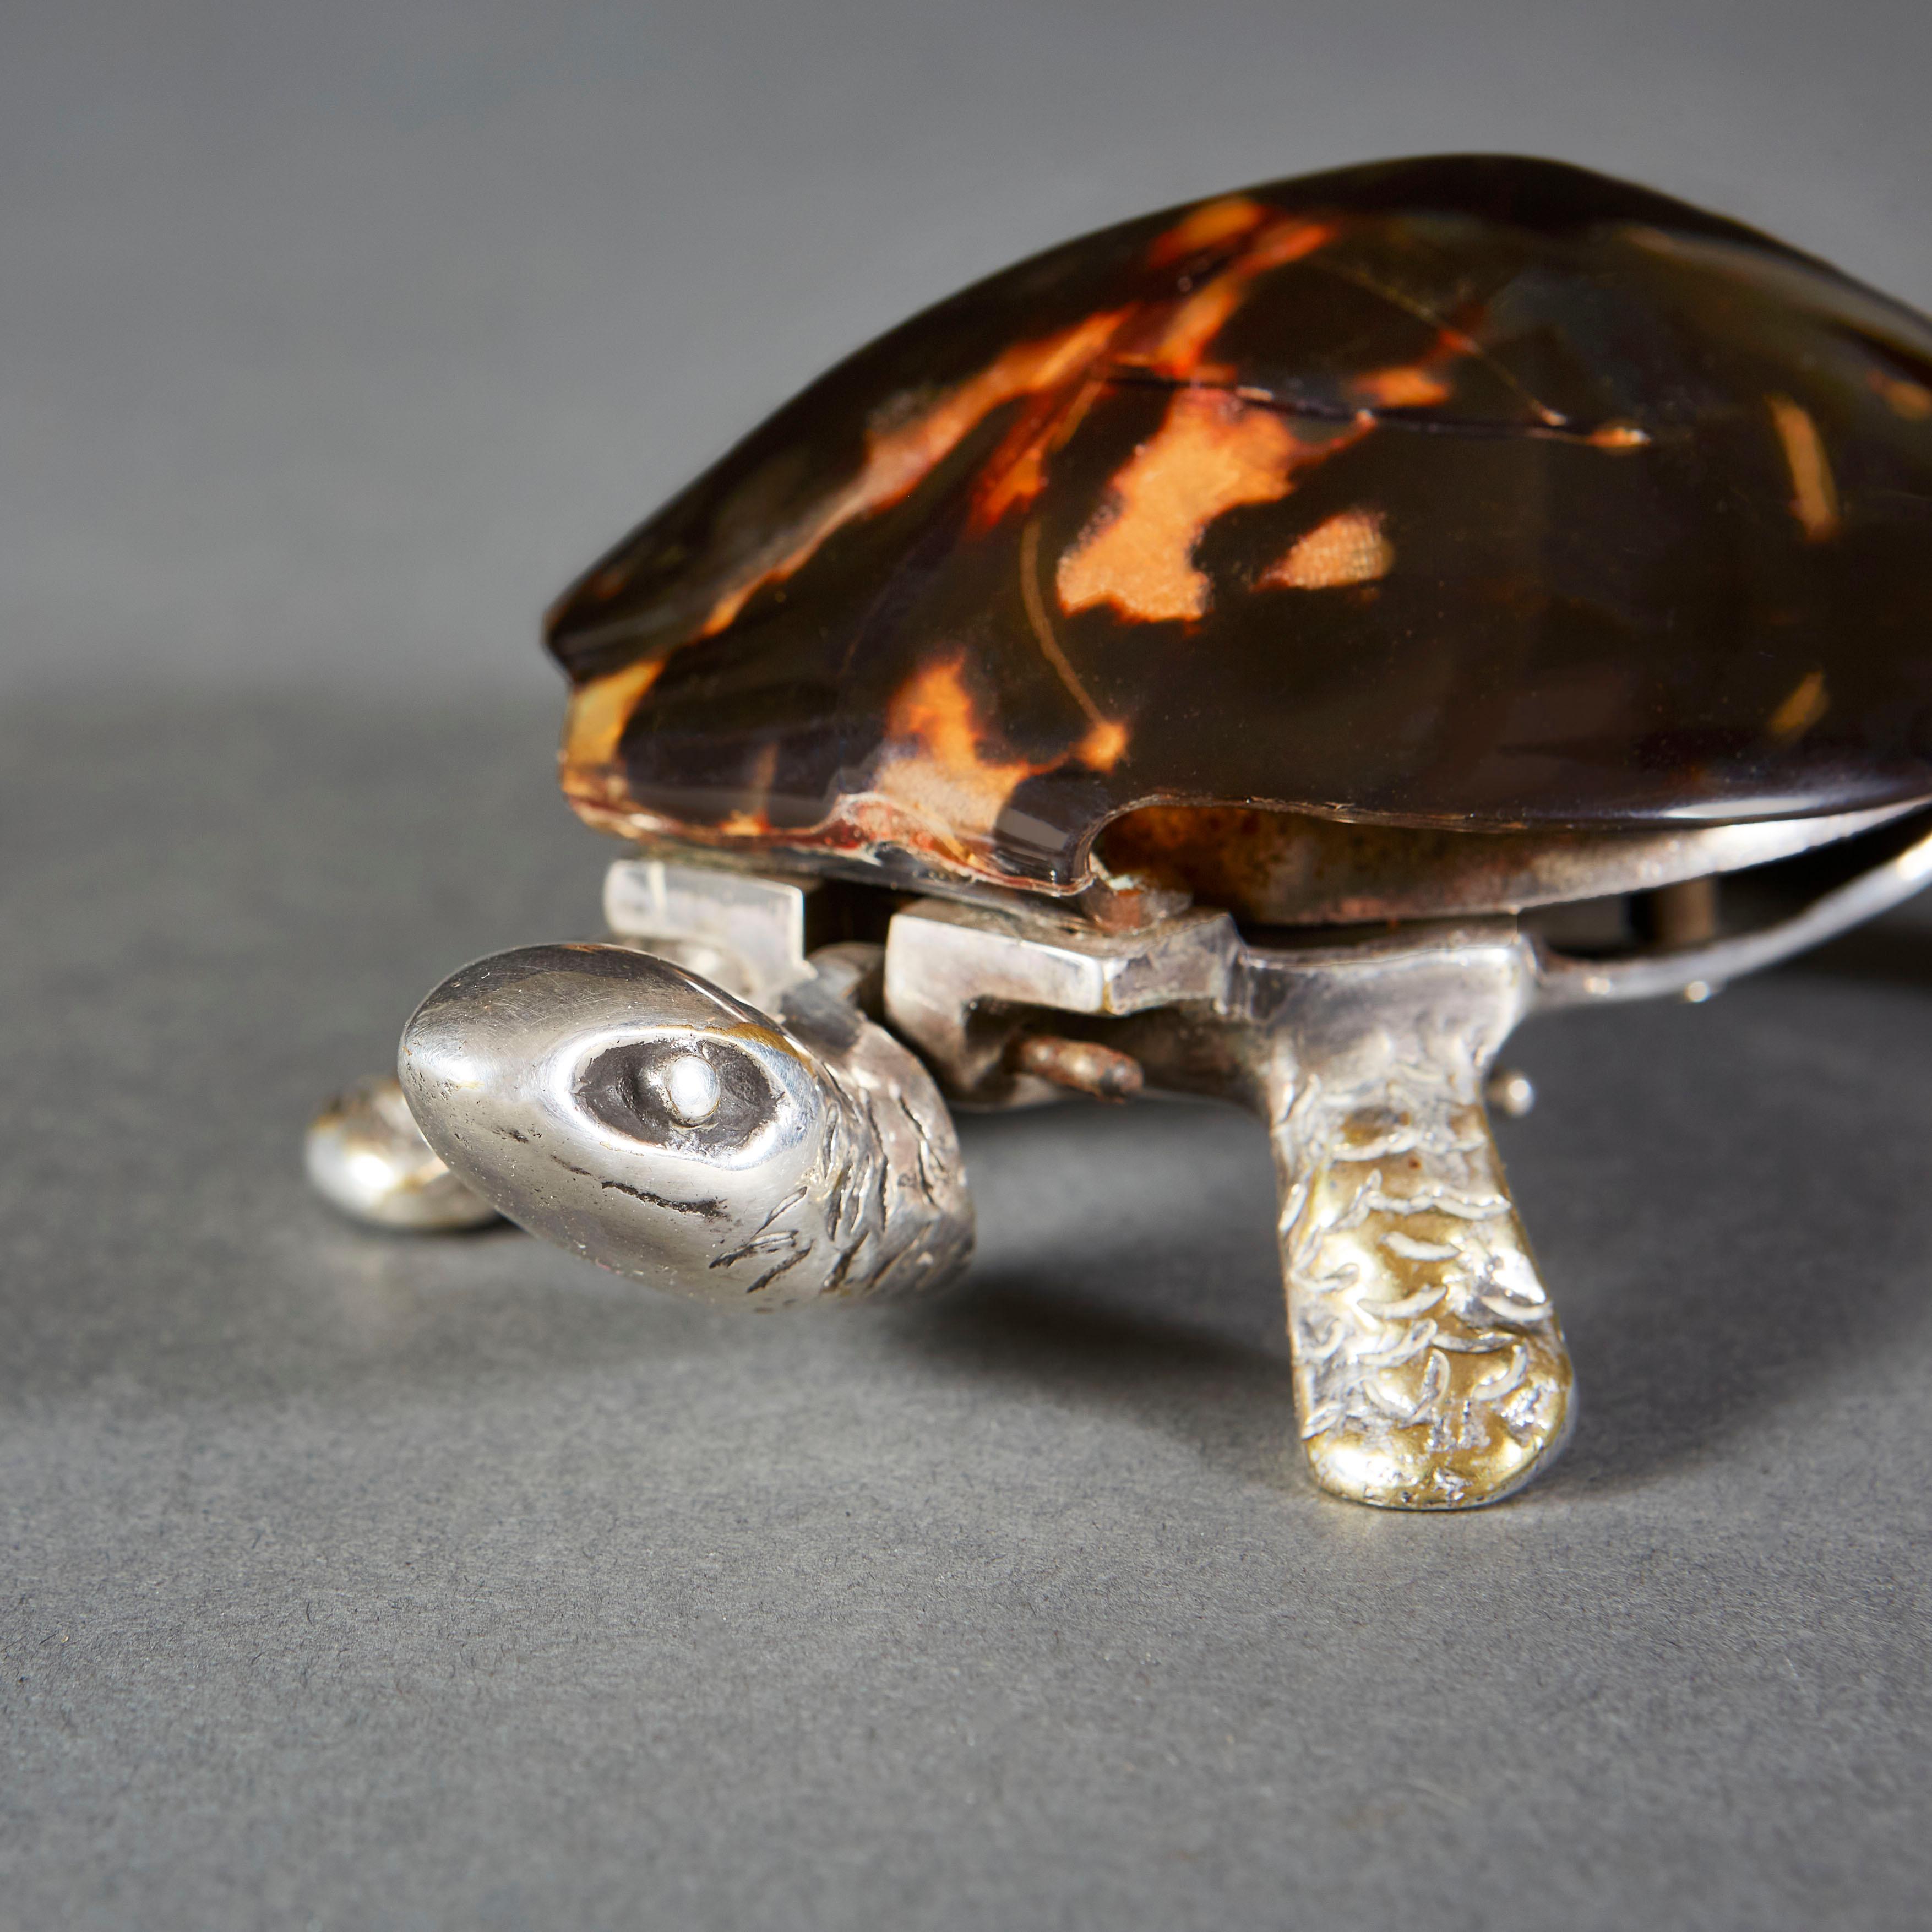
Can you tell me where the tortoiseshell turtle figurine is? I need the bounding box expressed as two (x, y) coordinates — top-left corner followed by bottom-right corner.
(310, 154), (1932, 1510)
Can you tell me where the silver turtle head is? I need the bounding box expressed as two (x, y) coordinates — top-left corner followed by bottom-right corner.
(399, 943), (971, 1307)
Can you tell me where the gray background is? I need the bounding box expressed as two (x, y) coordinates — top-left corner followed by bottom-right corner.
(3, 3), (1929, 1928)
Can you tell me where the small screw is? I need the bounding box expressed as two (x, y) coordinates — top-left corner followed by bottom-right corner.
(1485, 1068), (1536, 1118)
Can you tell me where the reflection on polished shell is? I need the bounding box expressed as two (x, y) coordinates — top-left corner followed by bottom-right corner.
(547, 154), (1932, 895)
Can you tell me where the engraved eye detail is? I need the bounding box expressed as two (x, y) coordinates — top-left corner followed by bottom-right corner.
(575, 1037), (780, 1155)
(662, 1052), (721, 1123)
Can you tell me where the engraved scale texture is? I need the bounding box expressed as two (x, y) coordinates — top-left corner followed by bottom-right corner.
(1259, 942), (1573, 1506)
(775, 985), (976, 1304)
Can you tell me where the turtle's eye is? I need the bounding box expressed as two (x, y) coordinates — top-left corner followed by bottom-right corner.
(661, 1052), (721, 1123)
(576, 1037), (780, 1153)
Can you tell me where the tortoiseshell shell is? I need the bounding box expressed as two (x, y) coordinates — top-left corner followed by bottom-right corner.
(546, 154), (1932, 895)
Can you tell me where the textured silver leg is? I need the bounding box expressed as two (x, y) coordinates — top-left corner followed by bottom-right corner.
(306, 1074), (500, 1231)
(1252, 934), (1573, 1509)
(398, 943), (973, 1305)
(885, 900), (1575, 1508)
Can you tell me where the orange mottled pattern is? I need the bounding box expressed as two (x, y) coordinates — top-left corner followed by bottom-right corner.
(548, 156), (1932, 892)
(1115, 217), (1335, 380)
(1872, 370), (1932, 421)
(869, 659), (1129, 858)
(567, 198), (1373, 816)
(1261, 508), (1395, 590)
(699, 307), (1130, 638)
(966, 379), (1106, 534)
(1057, 391), (1358, 622)
(1354, 363), (1454, 409)
(691, 206), (1339, 619)
(1767, 394), (1841, 541)
(870, 656), (1043, 855)
(1142, 194), (1272, 268)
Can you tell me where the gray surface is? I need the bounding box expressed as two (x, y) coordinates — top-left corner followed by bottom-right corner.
(4, 691), (1930, 1930)
(7, 1), (1932, 1924)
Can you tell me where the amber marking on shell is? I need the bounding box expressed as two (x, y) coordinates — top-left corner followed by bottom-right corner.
(1349, 324), (1473, 413)
(1354, 363), (1454, 409)
(1075, 716), (1129, 770)
(973, 216), (1338, 539)
(973, 216), (1338, 538)
(1871, 370), (1932, 421)
(1768, 669), (1829, 743)
(872, 649), (1126, 847)
(870, 656), (1044, 851)
(1057, 390), (1357, 623)
(545, 157), (1932, 885)
(699, 309), (1130, 638)
(564, 657), (665, 769)
(968, 375), (1106, 534)
(1144, 194), (1272, 268)
(1768, 394), (1841, 540)
(1261, 508), (1394, 590)
(1125, 219), (1336, 380)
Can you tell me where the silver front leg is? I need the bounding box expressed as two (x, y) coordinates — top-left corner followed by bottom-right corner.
(886, 901), (1575, 1509)
(1253, 933), (1572, 1509)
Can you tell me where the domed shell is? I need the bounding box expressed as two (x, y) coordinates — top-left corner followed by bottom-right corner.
(547, 154), (1932, 895)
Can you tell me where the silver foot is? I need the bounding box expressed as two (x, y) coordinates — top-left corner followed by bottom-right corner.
(397, 944), (973, 1306)
(306, 1074), (499, 1230)
(1256, 933), (1572, 1509)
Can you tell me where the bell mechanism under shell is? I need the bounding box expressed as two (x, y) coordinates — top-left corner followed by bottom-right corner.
(544, 154), (1932, 898)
